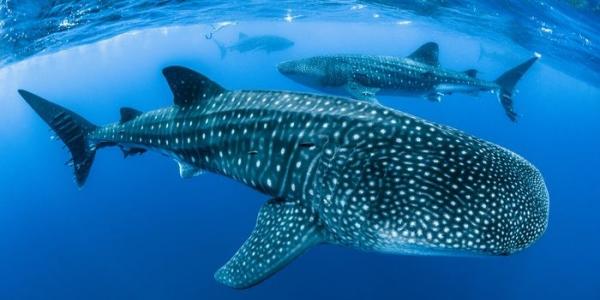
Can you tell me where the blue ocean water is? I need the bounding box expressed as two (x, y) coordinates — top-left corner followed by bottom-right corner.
(1, 1), (599, 299)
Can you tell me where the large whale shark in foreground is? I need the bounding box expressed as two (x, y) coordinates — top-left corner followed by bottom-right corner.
(20, 66), (549, 288)
(277, 42), (540, 121)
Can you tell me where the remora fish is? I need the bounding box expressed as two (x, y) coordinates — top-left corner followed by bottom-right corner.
(20, 66), (549, 288)
(277, 42), (540, 121)
(204, 21), (238, 39)
(215, 32), (294, 58)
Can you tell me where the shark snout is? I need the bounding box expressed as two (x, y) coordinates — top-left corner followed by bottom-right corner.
(510, 156), (549, 251)
(277, 61), (297, 75)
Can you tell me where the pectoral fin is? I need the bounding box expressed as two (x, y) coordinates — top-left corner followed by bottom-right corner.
(178, 161), (203, 178)
(426, 91), (444, 102)
(120, 146), (147, 158)
(344, 81), (380, 104)
(215, 199), (323, 289)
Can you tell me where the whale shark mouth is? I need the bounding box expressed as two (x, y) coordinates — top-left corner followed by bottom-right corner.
(277, 60), (300, 75)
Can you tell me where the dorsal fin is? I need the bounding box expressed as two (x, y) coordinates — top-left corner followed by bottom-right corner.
(238, 32), (248, 40)
(162, 66), (226, 107)
(408, 42), (440, 66)
(464, 69), (478, 78)
(119, 107), (142, 124)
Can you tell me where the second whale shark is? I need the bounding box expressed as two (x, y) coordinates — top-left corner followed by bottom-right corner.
(277, 42), (539, 121)
(20, 66), (548, 289)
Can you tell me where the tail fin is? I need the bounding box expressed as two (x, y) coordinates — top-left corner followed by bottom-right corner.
(19, 90), (98, 187)
(495, 55), (540, 121)
(213, 39), (227, 59)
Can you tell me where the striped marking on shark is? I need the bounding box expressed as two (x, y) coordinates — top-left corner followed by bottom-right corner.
(19, 66), (549, 288)
(277, 42), (540, 121)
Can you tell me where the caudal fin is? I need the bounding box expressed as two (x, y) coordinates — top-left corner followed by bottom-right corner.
(213, 39), (227, 59)
(19, 90), (98, 187)
(495, 55), (540, 121)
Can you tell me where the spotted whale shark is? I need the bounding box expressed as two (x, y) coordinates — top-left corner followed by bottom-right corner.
(20, 66), (549, 289)
(277, 42), (540, 121)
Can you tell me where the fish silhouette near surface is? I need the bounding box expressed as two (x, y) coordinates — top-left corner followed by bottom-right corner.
(215, 32), (294, 58)
(20, 66), (549, 289)
(204, 21), (238, 39)
(277, 42), (540, 121)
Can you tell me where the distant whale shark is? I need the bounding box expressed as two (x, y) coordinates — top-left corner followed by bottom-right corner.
(277, 42), (539, 121)
(215, 33), (294, 58)
(20, 66), (548, 289)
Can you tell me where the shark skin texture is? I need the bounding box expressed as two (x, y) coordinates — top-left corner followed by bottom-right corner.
(277, 42), (540, 121)
(19, 66), (549, 289)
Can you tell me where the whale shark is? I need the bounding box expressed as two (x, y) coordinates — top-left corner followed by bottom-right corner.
(215, 33), (294, 59)
(20, 66), (549, 289)
(277, 42), (539, 121)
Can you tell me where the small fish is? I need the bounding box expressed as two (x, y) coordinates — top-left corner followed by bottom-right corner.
(204, 21), (238, 39)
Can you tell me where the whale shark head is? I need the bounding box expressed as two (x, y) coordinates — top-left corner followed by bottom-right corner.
(278, 57), (338, 87)
(312, 119), (549, 257)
